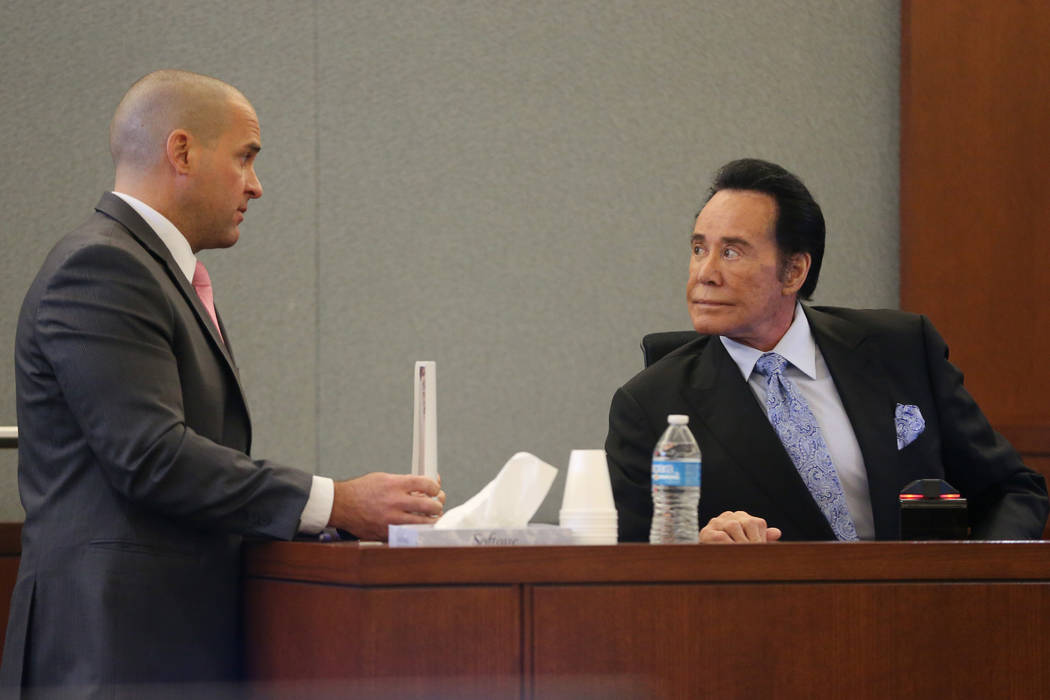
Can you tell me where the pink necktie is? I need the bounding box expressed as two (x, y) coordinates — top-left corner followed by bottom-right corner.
(192, 260), (224, 343)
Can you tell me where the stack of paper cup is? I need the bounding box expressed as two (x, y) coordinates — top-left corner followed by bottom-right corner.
(559, 449), (618, 545)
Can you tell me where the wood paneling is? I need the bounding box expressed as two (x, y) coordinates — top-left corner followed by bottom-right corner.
(243, 540), (1050, 586)
(243, 541), (1050, 699)
(900, 2), (1050, 436)
(0, 523), (20, 663)
(0, 523), (20, 555)
(6, 533), (1050, 695)
(532, 582), (1050, 699)
(243, 578), (521, 699)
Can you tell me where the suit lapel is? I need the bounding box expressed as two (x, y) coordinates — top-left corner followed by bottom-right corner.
(805, 306), (900, 538)
(94, 193), (253, 427)
(682, 337), (835, 538)
(215, 311), (238, 364)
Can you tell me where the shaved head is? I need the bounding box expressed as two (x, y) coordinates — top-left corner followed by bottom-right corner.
(110, 69), (245, 172)
(108, 69), (263, 252)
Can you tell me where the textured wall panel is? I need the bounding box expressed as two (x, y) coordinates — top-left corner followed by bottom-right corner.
(315, 0), (900, 523)
(0, 0), (899, 524)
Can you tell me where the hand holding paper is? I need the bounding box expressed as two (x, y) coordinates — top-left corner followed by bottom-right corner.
(329, 473), (443, 541)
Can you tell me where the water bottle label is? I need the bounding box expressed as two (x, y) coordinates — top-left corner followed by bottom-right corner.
(651, 459), (701, 487)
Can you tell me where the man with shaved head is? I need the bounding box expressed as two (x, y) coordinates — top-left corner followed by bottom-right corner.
(1, 70), (444, 694)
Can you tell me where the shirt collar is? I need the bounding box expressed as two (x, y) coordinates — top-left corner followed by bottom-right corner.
(110, 191), (197, 284)
(720, 302), (818, 380)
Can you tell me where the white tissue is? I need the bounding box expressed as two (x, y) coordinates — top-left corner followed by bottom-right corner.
(433, 452), (557, 530)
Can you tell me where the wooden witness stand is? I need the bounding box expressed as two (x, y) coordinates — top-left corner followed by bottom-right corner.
(242, 539), (1050, 699)
(2, 527), (1049, 697)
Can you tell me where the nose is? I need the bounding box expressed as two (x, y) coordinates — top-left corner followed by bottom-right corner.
(694, 252), (722, 285)
(247, 165), (263, 199)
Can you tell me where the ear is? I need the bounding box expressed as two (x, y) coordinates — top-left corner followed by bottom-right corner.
(165, 129), (192, 175)
(781, 252), (811, 296)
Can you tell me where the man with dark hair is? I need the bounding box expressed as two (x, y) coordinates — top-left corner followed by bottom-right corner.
(606, 158), (1047, 543)
(704, 158), (825, 300)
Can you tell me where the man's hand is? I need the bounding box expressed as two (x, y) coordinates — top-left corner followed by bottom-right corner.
(328, 473), (445, 541)
(699, 510), (782, 543)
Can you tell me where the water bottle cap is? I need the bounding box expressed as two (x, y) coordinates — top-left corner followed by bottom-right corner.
(667, 414), (689, 425)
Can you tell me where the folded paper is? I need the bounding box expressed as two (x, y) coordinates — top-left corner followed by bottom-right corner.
(895, 403), (925, 450)
(433, 452), (557, 530)
(411, 361), (438, 479)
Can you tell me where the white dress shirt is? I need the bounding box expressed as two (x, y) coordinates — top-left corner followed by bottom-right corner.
(111, 191), (334, 534)
(719, 303), (875, 540)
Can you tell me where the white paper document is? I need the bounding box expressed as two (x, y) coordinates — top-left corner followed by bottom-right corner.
(411, 361), (438, 480)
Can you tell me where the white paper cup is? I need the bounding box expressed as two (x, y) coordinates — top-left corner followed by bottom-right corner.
(572, 532), (618, 545)
(561, 523), (618, 533)
(560, 505), (619, 544)
(560, 449), (616, 512)
(568, 530), (618, 540)
(559, 509), (617, 522)
(562, 519), (618, 527)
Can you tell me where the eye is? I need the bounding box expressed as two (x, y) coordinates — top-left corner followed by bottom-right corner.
(723, 247), (741, 260)
(692, 243), (706, 256)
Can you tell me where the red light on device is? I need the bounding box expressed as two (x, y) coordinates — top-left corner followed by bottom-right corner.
(899, 479), (968, 540)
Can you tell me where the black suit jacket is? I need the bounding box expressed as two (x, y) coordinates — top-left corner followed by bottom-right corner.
(1, 194), (313, 692)
(606, 305), (1048, 541)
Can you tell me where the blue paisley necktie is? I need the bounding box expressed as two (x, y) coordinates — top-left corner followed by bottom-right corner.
(754, 352), (858, 541)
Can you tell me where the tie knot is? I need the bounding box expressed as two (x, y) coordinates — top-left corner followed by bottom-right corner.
(192, 260), (211, 290)
(754, 352), (788, 378)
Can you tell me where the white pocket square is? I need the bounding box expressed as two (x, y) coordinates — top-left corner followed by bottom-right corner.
(895, 403), (925, 450)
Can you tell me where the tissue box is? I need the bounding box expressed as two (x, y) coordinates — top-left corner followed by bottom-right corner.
(388, 523), (573, 547)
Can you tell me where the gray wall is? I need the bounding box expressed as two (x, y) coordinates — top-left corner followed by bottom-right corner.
(0, 0), (900, 524)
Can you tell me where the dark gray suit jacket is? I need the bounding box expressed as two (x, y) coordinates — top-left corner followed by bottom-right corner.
(607, 305), (1048, 541)
(1, 193), (313, 693)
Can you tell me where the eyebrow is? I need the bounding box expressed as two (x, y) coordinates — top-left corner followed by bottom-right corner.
(690, 233), (754, 249)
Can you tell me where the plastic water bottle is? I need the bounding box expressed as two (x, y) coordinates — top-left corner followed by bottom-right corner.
(649, 414), (701, 544)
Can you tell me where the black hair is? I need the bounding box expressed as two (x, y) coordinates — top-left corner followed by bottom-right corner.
(702, 158), (825, 299)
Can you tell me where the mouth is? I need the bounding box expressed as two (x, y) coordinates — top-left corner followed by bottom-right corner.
(692, 300), (732, 307)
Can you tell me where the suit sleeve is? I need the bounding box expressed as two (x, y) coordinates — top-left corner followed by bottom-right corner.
(921, 317), (1049, 538)
(605, 387), (658, 542)
(32, 242), (311, 539)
